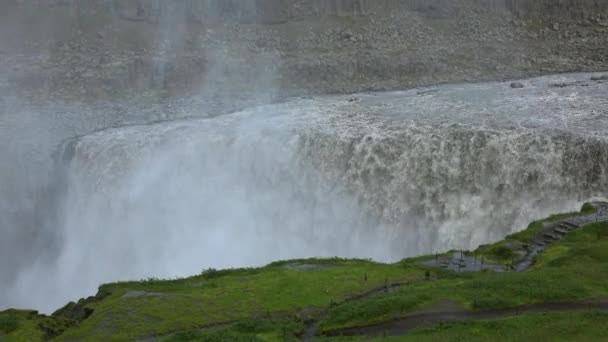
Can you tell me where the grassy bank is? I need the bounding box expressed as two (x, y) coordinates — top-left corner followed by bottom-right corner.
(312, 311), (608, 341)
(1, 204), (607, 341)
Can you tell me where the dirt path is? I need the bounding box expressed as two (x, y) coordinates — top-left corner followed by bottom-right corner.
(302, 281), (411, 340)
(323, 300), (608, 338)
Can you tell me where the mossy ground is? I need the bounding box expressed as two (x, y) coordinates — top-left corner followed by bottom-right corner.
(2, 204), (607, 341)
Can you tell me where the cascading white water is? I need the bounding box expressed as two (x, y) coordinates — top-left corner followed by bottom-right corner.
(4, 73), (608, 313)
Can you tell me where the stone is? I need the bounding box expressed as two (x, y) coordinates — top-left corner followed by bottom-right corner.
(510, 82), (525, 89)
(591, 75), (608, 81)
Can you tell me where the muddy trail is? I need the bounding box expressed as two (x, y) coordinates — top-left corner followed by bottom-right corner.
(302, 281), (410, 340)
(323, 300), (608, 338)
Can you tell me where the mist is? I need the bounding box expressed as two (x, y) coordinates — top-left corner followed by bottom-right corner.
(1, 0), (608, 313)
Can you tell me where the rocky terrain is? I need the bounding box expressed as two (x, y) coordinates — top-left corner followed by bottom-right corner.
(1, 0), (607, 108)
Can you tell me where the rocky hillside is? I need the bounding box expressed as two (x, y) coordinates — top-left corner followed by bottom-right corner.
(1, 0), (607, 107)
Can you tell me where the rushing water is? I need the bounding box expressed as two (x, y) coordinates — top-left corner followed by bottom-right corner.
(2, 73), (608, 312)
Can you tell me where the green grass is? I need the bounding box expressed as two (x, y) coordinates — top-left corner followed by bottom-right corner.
(318, 266), (601, 332)
(55, 259), (418, 341)
(533, 220), (608, 269)
(471, 202), (599, 264)
(507, 203), (597, 243)
(312, 311), (608, 341)
(0, 310), (48, 342)
(161, 330), (267, 342)
(472, 240), (525, 265)
(2, 204), (607, 341)
(0, 310), (19, 334)
(400, 311), (608, 341)
(319, 219), (608, 332)
(158, 316), (306, 342)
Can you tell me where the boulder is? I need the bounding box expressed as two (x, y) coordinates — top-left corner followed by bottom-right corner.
(591, 75), (608, 81)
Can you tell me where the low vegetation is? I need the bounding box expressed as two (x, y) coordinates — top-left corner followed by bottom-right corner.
(0, 310), (19, 334)
(471, 203), (599, 265)
(1, 204), (607, 341)
(318, 211), (608, 333)
(507, 203), (597, 243)
(311, 311), (608, 341)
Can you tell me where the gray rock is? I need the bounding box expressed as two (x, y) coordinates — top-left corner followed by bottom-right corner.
(510, 82), (525, 89)
(591, 75), (608, 81)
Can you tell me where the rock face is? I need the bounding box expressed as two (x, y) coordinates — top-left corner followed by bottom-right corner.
(1, 0), (607, 106)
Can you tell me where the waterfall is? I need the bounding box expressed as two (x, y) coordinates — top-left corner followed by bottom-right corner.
(4, 74), (605, 312)
(3, 0), (608, 320)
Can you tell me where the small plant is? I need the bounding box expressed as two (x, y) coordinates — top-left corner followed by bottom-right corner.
(489, 245), (515, 260)
(140, 277), (161, 285)
(199, 267), (261, 279)
(201, 268), (220, 278)
(581, 202), (596, 213)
